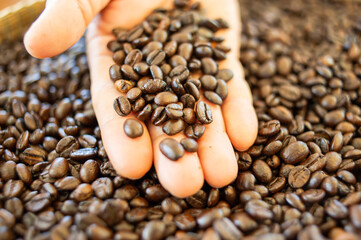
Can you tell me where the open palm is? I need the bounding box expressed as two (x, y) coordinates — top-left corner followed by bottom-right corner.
(24, 0), (257, 198)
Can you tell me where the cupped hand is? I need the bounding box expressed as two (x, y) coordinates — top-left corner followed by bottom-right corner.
(24, 0), (257, 198)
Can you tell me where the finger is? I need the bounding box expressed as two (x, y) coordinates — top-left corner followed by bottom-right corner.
(148, 126), (204, 198)
(86, 23), (153, 180)
(24, 0), (110, 58)
(197, 97), (238, 188)
(199, 0), (258, 151)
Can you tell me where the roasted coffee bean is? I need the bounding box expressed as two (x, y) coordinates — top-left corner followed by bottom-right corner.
(288, 165), (311, 188)
(180, 138), (198, 152)
(165, 103), (183, 119)
(301, 189), (326, 204)
(201, 57), (218, 75)
(252, 160), (272, 183)
(20, 147), (47, 165)
(132, 97), (146, 112)
(196, 101), (213, 124)
(159, 138), (184, 160)
(124, 119), (144, 138)
(185, 124), (205, 139)
(182, 108), (196, 124)
(169, 65), (190, 81)
(109, 64), (122, 81)
(213, 217), (242, 240)
(138, 78), (166, 93)
(245, 199), (273, 221)
(55, 176), (81, 191)
(48, 157), (69, 178)
(124, 49), (143, 66)
(180, 94), (196, 109)
(267, 177), (286, 194)
(114, 79), (134, 93)
(137, 104), (153, 121)
(149, 65), (163, 79)
(162, 119), (186, 135)
(80, 160), (99, 183)
(151, 106), (168, 126)
(133, 62), (150, 75)
(114, 96), (131, 116)
(121, 64), (139, 81)
(204, 91), (223, 105)
(56, 136), (79, 158)
(169, 55), (187, 67)
(154, 92), (178, 106)
(147, 50), (166, 65)
(164, 40), (178, 57)
(113, 50), (126, 65)
(281, 141), (309, 164)
(171, 77), (186, 95)
(70, 148), (97, 161)
(126, 87), (142, 102)
(236, 171), (256, 190)
(216, 69), (233, 82)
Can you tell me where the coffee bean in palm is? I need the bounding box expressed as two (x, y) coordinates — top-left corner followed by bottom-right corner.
(185, 124), (205, 139)
(112, 50), (126, 65)
(183, 108), (196, 124)
(151, 106), (168, 126)
(137, 104), (153, 121)
(134, 62), (150, 75)
(121, 64), (139, 81)
(200, 75), (217, 90)
(216, 69), (233, 82)
(154, 92), (178, 106)
(114, 79), (134, 93)
(126, 87), (142, 102)
(184, 82), (200, 100)
(114, 96), (131, 116)
(204, 91), (223, 105)
(165, 103), (183, 119)
(138, 78), (166, 93)
(171, 77), (186, 95)
(196, 101), (212, 124)
(124, 119), (144, 138)
(124, 49), (143, 66)
(194, 43), (213, 58)
(180, 138), (198, 152)
(169, 65), (190, 81)
(201, 57), (218, 75)
(215, 80), (228, 100)
(159, 138), (184, 160)
(180, 94), (196, 109)
(109, 64), (122, 81)
(147, 50), (166, 65)
(162, 119), (186, 135)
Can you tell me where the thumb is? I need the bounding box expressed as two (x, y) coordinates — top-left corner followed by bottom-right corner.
(24, 0), (109, 58)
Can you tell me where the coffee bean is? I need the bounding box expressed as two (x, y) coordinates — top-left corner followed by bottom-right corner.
(20, 146), (47, 165)
(112, 50), (126, 65)
(215, 79), (228, 100)
(288, 165), (311, 188)
(236, 171), (256, 190)
(201, 58), (218, 75)
(164, 40), (178, 57)
(182, 108), (196, 124)
(267, 177), (286, 194)
(137, 104), (153, 121)
(48, 157), (69, 178)
(169, 65), (190, 81)
(147, 50), (166, 65)
(138, 78), (166, 93)
(124, 118), (143, 138)
(175, 213), (196, 231)
(142, 220), (166, 240)
(154, 92), (178, 106)
(25, 192), (51, 212)
(114, 80), (134, 93)
(321, 176), (338, 195)
(180, 138), (198, 152)
(184, 124), (205, 139)
(324, 152), (342, 172)
(151, 106), (168, 126)
(325, 199), (348, 219)
(252, 160), (272, 183)
(114, 96), (131, 116)
(162, 119), (186, 135)
(15, 163), (32, 184)
(215, 69), (233, 82)
(245, 199), (273, 221)
(301, 189), (326, 204)
(281, 141), (309, 164)
(109, 64), (122, 81)
(55, 176), (81, 190)
(124, 49), (143, 66)
(204, 91), (223, 105)
(70, 148), (97, 161)
(213, 217), (242, 240)
(196, 101), (212, 124)
(91, 177), (114, 199)
(159, 138), (184, 160)
(134, 62), (150, 75)
(80, 160), (99, 183)
(165, 103), (183, 119)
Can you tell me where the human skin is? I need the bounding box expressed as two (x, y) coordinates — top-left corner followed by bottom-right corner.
(24, 0), (258, 198)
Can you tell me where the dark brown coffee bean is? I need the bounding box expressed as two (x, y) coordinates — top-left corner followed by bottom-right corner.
(91, 177), (114, 199)
(1, 161), (16, 181)
(185, 123), (205, 139)
(174, 213), (196, 231)
(164, 40), (178, 56)
(280, 141), (309, 164)
(162, 119), (186, 135)
(204, 91), (223, 105)
(121, 64), (139, 81)
(215, 79), (228, 100)
(20, 146), (47, 165)
(132, 97), (146, 112)
(196, 101), (212, 124)
(124, 119), (143, 138)
(183, 108), (196, 124)
(126, 87), (142, 102)
(137, 104), (153, 121)
(285, 193), (305, 211)
(49, 157), (69, 178)
(301, 189), (326, 204)
(350, 205), (361, 229)
(252, 159), (272, 183)
(147, 50), (166, 65)
(336, 170), (356, 184)
(201, 57), (218, 75)
(232, 212), (258, 233)
(154, 92), (178, 106)
(55, 176), (80, 190)
(245, 199), (273, 221)
(141, 220), (166, 240)
(25, 192), (51, 213)
(114, 79), (134, 93)
(325, 199), (348, 219)
(169, 65), (190, 81)
(124, 49), (143, 66)
(109, 64), (122, 81)
(216, 69), (233, 82)
(112, 50), (126, 65)
(159, 138), (184, 161)
(15, 163), (32, 185)
(80, 160), (99, 183)
(324, 151), (342, 172)
(236, 171), (256, 190)
(70, 148), (97, 161)
(288, 165), (311, 188)
(180, 94), (196, 109)
(114, 96), (131, 116)
(169, 55), (187, 67)
(153, 29), (168, 43)
(165, 103), (183, 119)
(133, 62), (150, 75)
(151, 106), (168, 126)
(259, 120), (281, 136)
(321, 176), (338, 195)
(267, 177), (286, 194)
(138, 78), (166, 93)
(180, 138), (198, 152)
(213, 217), (242, 240)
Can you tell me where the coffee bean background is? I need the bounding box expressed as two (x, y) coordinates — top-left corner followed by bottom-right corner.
(0, 0), (361, 239)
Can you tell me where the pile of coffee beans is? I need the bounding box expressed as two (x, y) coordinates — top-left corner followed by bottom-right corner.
(0, 0), (361, 239)
(109, 0), (233, 160)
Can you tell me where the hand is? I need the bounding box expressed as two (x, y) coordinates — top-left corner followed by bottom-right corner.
(24, 0), (257, 198)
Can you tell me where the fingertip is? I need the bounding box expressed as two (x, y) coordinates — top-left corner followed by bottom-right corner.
(102, 118), (153, 180)
(223, 98), (258, 151)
